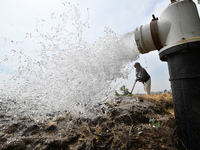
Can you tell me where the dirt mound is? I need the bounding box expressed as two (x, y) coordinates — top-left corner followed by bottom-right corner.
(0, 93), (178, 150)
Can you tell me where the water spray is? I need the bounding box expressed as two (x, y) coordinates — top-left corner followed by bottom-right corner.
(134, 0), (200, 149)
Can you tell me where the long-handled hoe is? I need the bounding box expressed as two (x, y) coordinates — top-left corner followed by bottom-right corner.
(130, 80), (137, 94)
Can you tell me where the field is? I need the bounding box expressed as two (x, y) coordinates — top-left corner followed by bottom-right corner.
(0, 93), (179, 150)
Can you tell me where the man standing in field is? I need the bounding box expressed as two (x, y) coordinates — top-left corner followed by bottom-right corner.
(134, 62), (151, 95)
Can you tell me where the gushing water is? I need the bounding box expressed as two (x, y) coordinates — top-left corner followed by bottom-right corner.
(0, 2), (139, 119)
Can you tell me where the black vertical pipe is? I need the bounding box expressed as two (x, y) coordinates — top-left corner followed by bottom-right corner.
(160, 41), (200, 150)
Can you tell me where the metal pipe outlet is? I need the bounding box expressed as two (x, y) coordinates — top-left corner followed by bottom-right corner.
(134, 0), (200, 149)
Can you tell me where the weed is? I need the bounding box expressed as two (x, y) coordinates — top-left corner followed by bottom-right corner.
(115, 90), (121, 96)
(149, 118), (160, 129)
(115, 85), (131, 96)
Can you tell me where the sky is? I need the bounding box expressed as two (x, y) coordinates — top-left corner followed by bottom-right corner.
(0, 0), (200, 94)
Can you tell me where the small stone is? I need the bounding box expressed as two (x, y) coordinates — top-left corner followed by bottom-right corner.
(44, 122), (58, 131)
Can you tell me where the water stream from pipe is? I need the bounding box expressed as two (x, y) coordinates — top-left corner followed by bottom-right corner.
(0, 1), (139, 120)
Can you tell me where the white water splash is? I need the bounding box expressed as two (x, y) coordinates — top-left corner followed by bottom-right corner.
(0, 1), (139, 119)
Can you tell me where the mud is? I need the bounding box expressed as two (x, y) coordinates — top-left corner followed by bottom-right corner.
(0, 93), (178, 150)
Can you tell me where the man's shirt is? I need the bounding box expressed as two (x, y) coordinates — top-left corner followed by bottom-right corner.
(136, 67), (150, 83)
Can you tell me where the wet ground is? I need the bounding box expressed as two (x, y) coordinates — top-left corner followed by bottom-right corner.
(0, 93), (178, 150)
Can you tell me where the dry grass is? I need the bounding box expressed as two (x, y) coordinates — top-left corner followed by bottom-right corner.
(133, 93), (174, 116)
(136, 93), (173, 104)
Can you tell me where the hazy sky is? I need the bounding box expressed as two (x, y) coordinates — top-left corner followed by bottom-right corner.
(0, 0), (200, 93)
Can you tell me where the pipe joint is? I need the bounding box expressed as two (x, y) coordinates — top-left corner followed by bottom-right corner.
(134, 0), (200, 55)
(134, 18), (171, 54)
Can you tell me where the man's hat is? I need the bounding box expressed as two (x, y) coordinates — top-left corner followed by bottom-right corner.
(134, 62), (140, 67)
